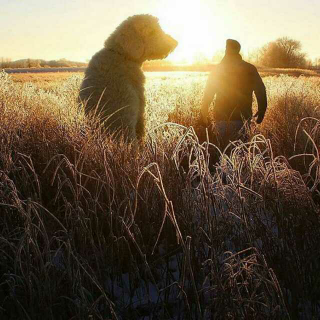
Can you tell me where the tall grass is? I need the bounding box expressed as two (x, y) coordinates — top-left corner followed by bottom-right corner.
(0, 70), (319, 319)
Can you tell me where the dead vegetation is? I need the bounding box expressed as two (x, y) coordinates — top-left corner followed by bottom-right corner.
(0, 71), (319, 319)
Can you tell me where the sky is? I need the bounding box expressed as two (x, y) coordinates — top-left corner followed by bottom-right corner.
(1, 0), (319, 63)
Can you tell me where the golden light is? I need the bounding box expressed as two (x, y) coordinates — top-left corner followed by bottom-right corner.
(154, 0), (228, 64)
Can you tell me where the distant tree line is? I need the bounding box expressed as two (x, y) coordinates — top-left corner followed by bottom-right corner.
(0, 58), (87, 69)
(2, 37), (319, 70)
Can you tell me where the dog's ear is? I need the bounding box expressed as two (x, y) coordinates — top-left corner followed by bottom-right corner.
(116, 26), (144, 61)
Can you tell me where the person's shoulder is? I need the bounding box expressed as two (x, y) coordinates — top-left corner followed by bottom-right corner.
(241, 60), (258, 72)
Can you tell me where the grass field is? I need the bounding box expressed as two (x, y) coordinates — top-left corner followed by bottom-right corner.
(9, 71), (84, 89)
(1, 70), (320, 319)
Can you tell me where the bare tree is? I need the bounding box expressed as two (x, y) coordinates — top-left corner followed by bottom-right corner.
(259, 37), (307, 68)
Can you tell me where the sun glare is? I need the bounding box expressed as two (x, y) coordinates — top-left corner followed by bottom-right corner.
(155, 0), (226, 64)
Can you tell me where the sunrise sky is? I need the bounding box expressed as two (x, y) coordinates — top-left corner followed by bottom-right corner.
(1, 0), (319, 63)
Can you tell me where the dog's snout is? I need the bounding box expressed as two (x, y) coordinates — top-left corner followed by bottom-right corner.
(172, 38), (178, 49)
(167, 35), (178, 49)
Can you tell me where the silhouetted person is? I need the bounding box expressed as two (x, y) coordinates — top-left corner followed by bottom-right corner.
(201, 39), (267, 144)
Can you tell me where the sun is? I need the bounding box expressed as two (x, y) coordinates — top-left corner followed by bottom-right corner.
(154, 0), (226, 64)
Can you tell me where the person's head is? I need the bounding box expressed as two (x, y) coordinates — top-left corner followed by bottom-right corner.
(225, 39), (241, 55)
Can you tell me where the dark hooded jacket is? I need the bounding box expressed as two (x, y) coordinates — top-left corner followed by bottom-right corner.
(203, 52), (267, 121)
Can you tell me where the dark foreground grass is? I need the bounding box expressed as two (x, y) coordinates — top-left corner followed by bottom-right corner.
(0, 71), (320, 319)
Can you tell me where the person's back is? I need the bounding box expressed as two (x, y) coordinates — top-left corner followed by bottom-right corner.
(213, 55), (261, 121)
(201, 39), (267, 143)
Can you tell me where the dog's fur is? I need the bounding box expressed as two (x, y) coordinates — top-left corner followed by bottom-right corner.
(79, 15), (178, 140)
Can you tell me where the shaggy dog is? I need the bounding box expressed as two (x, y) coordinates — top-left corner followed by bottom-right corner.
(79, 14), (178, 140)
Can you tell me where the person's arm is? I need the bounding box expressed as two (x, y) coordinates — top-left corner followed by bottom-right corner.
(201, 71), (216, 126)
(253, 67), (267, 124)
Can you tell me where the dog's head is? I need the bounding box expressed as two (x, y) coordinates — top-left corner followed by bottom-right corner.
(107, 15), (178, 62)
